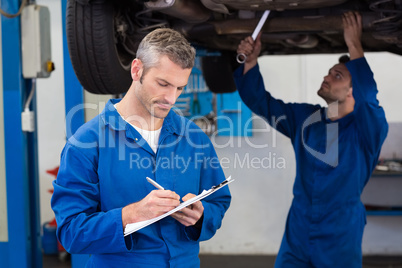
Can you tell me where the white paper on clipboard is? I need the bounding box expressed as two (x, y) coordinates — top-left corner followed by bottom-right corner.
(124, 176), (234, 236)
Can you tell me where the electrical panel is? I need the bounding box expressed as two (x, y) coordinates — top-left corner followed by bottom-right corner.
(21, 5), (54, 78)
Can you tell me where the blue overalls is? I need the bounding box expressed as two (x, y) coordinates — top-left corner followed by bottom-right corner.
(51, 100), (231, 267)
(234, 57), (388, 267)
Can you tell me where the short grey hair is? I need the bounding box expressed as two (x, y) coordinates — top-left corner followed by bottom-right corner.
(136, 28), (196, 74)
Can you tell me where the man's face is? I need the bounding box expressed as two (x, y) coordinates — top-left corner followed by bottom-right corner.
(134, 55), (192, 120)
(317, 63), (352, 104)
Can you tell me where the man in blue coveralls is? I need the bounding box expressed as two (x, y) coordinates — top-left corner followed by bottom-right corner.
(235, 12), (388, 267)
(51, 28), (231, 267)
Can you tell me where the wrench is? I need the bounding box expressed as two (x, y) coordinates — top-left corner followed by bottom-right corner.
(236, 10), (270, 64)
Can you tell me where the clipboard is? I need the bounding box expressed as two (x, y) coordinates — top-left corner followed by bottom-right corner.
(124, 176), (234, 236)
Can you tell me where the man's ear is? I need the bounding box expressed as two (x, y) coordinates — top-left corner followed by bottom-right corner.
(131, 59), (143, 81)
(347, 87), (354, 98)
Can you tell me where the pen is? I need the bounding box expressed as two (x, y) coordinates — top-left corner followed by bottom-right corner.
(146, 177), (165, 190)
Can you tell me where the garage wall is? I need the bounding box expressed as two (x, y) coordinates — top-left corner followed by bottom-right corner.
(35, 1), (402, 255)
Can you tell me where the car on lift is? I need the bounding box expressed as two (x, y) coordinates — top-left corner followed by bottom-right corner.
(66, 0), (402, 95)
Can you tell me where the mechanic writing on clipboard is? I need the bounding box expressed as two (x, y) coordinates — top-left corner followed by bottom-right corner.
(51, 28), (231, 267)
(235, 11), (388, 267)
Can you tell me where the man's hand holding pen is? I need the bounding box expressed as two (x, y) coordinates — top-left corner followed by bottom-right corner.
(122, 189), (181, 228)
(122, 177), (204, 228)
(145, 176), (204, 226)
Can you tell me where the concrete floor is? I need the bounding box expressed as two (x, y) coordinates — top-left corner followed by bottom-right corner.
(43, 254), (402, 268)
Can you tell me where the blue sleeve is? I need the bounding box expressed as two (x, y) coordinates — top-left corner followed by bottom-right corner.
(346, 57), (388, 153)
(184, 137), (231, 242)
(51, 143), (131, 254)
(233, 64), (320, 141)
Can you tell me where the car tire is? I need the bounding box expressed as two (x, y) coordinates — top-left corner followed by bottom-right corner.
(201, 51), (240, 93)
(66, 0), (132, 94)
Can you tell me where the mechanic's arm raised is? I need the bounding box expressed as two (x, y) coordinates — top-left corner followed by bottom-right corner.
(343, 11), (364, 60)
(237, 33), (262, 74)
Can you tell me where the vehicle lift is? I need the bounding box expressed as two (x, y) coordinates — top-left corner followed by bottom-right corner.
(0, 0), (84, 266)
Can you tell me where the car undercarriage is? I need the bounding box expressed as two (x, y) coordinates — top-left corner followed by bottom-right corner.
(67, 0), (402, 94)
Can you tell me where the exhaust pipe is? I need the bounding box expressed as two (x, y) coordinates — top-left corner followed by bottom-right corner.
(211, 13), (380, 35)
(145, 0), (211, 23)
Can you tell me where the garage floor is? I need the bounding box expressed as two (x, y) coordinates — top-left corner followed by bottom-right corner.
(43, 254), (402, 268)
